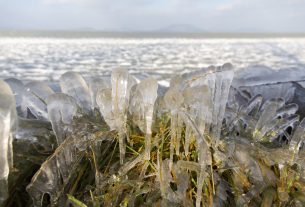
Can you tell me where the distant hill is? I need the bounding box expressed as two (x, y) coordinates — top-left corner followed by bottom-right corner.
(157, 24), (206, 33)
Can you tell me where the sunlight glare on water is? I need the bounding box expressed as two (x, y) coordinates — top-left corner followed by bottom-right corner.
(0, 37), (305, 81)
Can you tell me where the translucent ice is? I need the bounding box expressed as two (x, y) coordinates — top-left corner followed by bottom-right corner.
(96, 69), (137, 164)
(178, 63), (234, 144)
(0, 80), (17, 205)
(88, 77), (111, 110)
(47, 93), (80, 144)
(210, 64), (234, 144)
(22, 81), (54, 120)
(164, 87), (184, 164)
(96, 88), (116, 129)
(111, 69), (137, 120)
(4, 78), (25, 115)
(26, 137), (81, 207)
(156, 159), (189, 203)
(59, 72), (92, 113)
(129, 78), (158, 160)
(238, 82), (296, 104)
(289, 118), (305, 161)
(113, 69), (137, 163)
(253, 98), (299, 142)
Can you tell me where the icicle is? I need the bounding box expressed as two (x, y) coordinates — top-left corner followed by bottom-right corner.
(211, 64), (234, 145)
(130, 78), (158, 160)
(0, 80), (17, 205)
(111, 68), (136, 164)
(182, 63), (234, 145)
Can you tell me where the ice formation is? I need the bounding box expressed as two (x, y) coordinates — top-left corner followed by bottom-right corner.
(47, 93), (80, 144)
(88, 77), (111, 110)
(0, 80), (17, 205)
(22, 81), (54, 120)
(2, 65), (305, 206)
(129, 77), (158, 160)
(96, 68), (137, 164)
(59, 72), (92, 113)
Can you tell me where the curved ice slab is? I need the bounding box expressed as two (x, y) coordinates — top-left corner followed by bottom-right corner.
(22, 81), (54, 120)
(47, 93), (80, 144)
(4, 79), (55, 120)
(0, 80), (17, 205)
(88, 77), (111, 110)
(59, 72), (91, 113)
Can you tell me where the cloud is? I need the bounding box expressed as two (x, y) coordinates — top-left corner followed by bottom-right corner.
(1, 0), (305, 32)
(42, 0), (89, 5)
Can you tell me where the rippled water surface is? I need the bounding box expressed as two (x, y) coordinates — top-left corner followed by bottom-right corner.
(1, 36), (305, 81)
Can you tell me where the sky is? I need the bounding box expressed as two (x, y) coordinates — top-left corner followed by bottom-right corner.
(0, 0), (305, 32)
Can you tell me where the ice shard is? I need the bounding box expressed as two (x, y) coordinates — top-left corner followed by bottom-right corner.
(59, 72), (92, 113)
(47, 93), (80, 145)
(0, 80), (17, 205)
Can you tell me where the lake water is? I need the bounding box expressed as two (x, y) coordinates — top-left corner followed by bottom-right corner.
(0, 32), (305, 81)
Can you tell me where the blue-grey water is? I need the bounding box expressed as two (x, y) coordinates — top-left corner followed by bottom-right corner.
(0, 31), (305, 81)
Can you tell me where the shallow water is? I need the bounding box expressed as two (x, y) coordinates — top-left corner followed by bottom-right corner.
(0, 36), (305, 81)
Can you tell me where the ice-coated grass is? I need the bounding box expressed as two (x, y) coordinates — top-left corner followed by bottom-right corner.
(2, 65), (305, 207)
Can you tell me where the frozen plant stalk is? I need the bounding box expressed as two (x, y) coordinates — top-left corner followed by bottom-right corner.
(0, 80), (17, 205)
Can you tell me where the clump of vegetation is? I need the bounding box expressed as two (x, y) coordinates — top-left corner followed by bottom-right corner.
(2, 65), (305, 207)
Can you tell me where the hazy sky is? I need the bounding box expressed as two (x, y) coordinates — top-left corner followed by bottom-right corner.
(0, 0), (304, 32)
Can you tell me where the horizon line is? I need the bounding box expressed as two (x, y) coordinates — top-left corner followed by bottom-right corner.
(1, 29), (305, 38)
